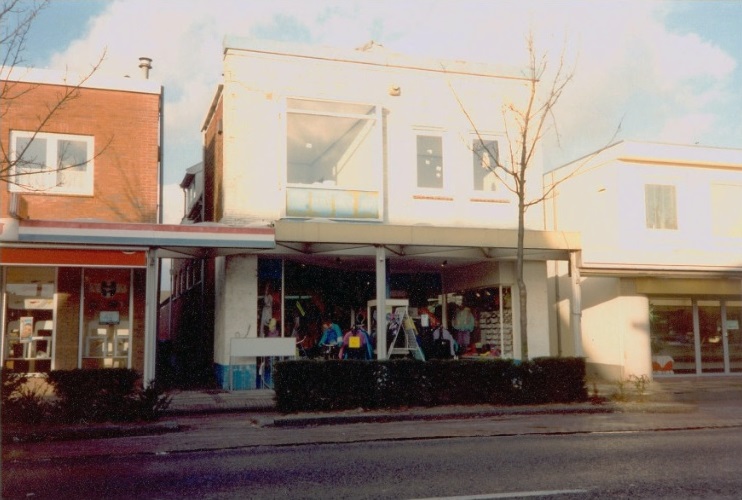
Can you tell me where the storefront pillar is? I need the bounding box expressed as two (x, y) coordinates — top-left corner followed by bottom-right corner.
(143, 250), (159, 384)
(375, 245), (388, 360)
(569, 252), (583, 357)
(214, 255), (259, 389)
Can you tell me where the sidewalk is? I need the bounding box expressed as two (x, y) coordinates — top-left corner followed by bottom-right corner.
(4, 376), (742, 458)
(163, 375), (742, 416)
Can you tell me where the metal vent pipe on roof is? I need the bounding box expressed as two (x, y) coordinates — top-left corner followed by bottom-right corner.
(139, 57), (153, 79)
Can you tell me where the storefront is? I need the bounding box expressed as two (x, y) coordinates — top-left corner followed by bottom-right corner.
(650, 297), (742, 375)
(1, 248), (148, 374)
(1, 218), (275, 382)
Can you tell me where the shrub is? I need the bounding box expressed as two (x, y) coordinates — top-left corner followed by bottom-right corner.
(274, 357), (587, 413)
(1, 370), (53, 424)
(47, 369), (171, 423)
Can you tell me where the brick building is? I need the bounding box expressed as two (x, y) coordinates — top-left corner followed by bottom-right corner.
(1, 65), (275, 382)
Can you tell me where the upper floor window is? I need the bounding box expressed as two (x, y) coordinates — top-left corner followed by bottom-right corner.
(472, 138), (499, 192)
(287, 99), (377, 187)
(711, 183), (742, 238)
(10, 131), (94, 195)
(417, 135), (443, 189)
(645, 184), (677, 230)
(285, 98), (381, 219)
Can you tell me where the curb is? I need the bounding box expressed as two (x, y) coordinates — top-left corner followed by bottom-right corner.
(3, 420), (181, 445)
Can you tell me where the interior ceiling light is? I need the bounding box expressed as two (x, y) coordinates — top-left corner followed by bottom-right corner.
(305, 143), (313, 149)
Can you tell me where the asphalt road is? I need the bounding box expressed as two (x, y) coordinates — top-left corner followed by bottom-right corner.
(4, 425), (742, 499)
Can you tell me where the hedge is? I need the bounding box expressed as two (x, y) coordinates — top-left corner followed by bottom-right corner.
(273, 357), (587, 413)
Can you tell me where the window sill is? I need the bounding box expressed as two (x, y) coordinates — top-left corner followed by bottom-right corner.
(412, 194), (454, 202)
(470, 197), (510, 204)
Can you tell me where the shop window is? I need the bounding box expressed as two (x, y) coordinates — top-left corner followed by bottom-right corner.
(10, 131), (94, 195)
(645, 184), (677, 230)
(417, 135), (443, 189)
(444, 286), (513, 358)
(81, 269), (132, 369)
(3, 267), (56, 373)
(472, 138), (499, 192)
(286, 98), (380, 219)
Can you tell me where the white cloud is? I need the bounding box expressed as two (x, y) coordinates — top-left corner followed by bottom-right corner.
(43, 0), (740, 178)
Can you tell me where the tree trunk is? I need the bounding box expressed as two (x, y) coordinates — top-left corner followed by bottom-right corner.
(517, 190), (528, 360)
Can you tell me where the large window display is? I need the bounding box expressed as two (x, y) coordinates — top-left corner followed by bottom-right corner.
(444, 286), (513, 358)
(650, 298), (742, 375)
(3, 267), (56, 373)
(81, 268), (132, 369)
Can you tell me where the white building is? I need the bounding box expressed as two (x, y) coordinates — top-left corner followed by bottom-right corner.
(546, 141), (742, 380)
(178, 38), (582, 389)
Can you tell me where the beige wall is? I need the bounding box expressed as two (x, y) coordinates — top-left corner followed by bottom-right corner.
(213, 255), (259, 366)
(219, 43), (544, 230)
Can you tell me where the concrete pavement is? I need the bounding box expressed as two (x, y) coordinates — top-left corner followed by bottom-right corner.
(3, 376), (742, 462)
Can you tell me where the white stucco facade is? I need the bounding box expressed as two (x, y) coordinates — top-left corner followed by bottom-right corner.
(198, 38), (580, 389)
(546, 141), (742, 381)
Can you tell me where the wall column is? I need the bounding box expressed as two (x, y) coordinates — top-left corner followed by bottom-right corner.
(570, 252), (583, 357)
(214, 254), (258, 389)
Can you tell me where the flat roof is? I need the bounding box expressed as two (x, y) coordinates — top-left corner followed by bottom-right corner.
(2, 67), (161, 95)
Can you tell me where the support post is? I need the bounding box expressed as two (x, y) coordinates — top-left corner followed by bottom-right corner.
(375, 245), (387, 360)
(143, 250), (159, 384)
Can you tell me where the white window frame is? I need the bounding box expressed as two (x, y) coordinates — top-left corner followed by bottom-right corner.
(10, 130), (94, 195)
(284, 97), (383, 220)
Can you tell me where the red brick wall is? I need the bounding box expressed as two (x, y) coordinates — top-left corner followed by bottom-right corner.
(203, 97), (223, 222)
(1, 80), (160, 222)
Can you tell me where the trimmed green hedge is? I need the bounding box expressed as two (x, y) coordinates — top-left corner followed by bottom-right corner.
(47, 368), (170, 423)
(274, 357), (587, 413)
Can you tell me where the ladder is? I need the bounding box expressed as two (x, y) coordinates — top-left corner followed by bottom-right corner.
(388, 306), (425, 361)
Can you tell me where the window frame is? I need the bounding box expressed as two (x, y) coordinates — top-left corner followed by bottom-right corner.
(471, 136), (501, 193)
(284, 97), (383, 220)
(9, 130), (95, 195)
(415, 131), (445, 191)
(644, 183), (678, 230)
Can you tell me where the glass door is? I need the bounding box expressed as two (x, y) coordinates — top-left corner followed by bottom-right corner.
(81, 269), (132, 369)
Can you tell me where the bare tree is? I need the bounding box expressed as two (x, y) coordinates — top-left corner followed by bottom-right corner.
(454, 32), (617, 357)
(0, 0), (106, 189)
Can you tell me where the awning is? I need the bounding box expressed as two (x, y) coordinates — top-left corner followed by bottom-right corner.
(1, 219), (276, 260)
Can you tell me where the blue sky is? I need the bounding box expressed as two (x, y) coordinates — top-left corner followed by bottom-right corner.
(17, 0), (742, 223)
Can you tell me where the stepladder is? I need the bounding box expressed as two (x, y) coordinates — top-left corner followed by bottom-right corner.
(387, 306), (425, 361)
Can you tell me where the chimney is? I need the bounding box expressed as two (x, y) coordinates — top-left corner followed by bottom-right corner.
(139, 57), (152, 79)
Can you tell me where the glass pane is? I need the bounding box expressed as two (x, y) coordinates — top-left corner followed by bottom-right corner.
(698, 301), (723, 373)
(58, 139), (88, 171)
(287, 98), (374, 116)
(473, 139), (498, 191)
(711, 184), (742, 237)
(417, 135), (443, 189)
(15, 137), (47, 171)
(82, 269), (131, 369)
(287, 112), (375, 189)
(727, 302), (742, 372)
(4, 267), (55, 373)
(645, 185), (677, 230)
(650, 299), (694, 374)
